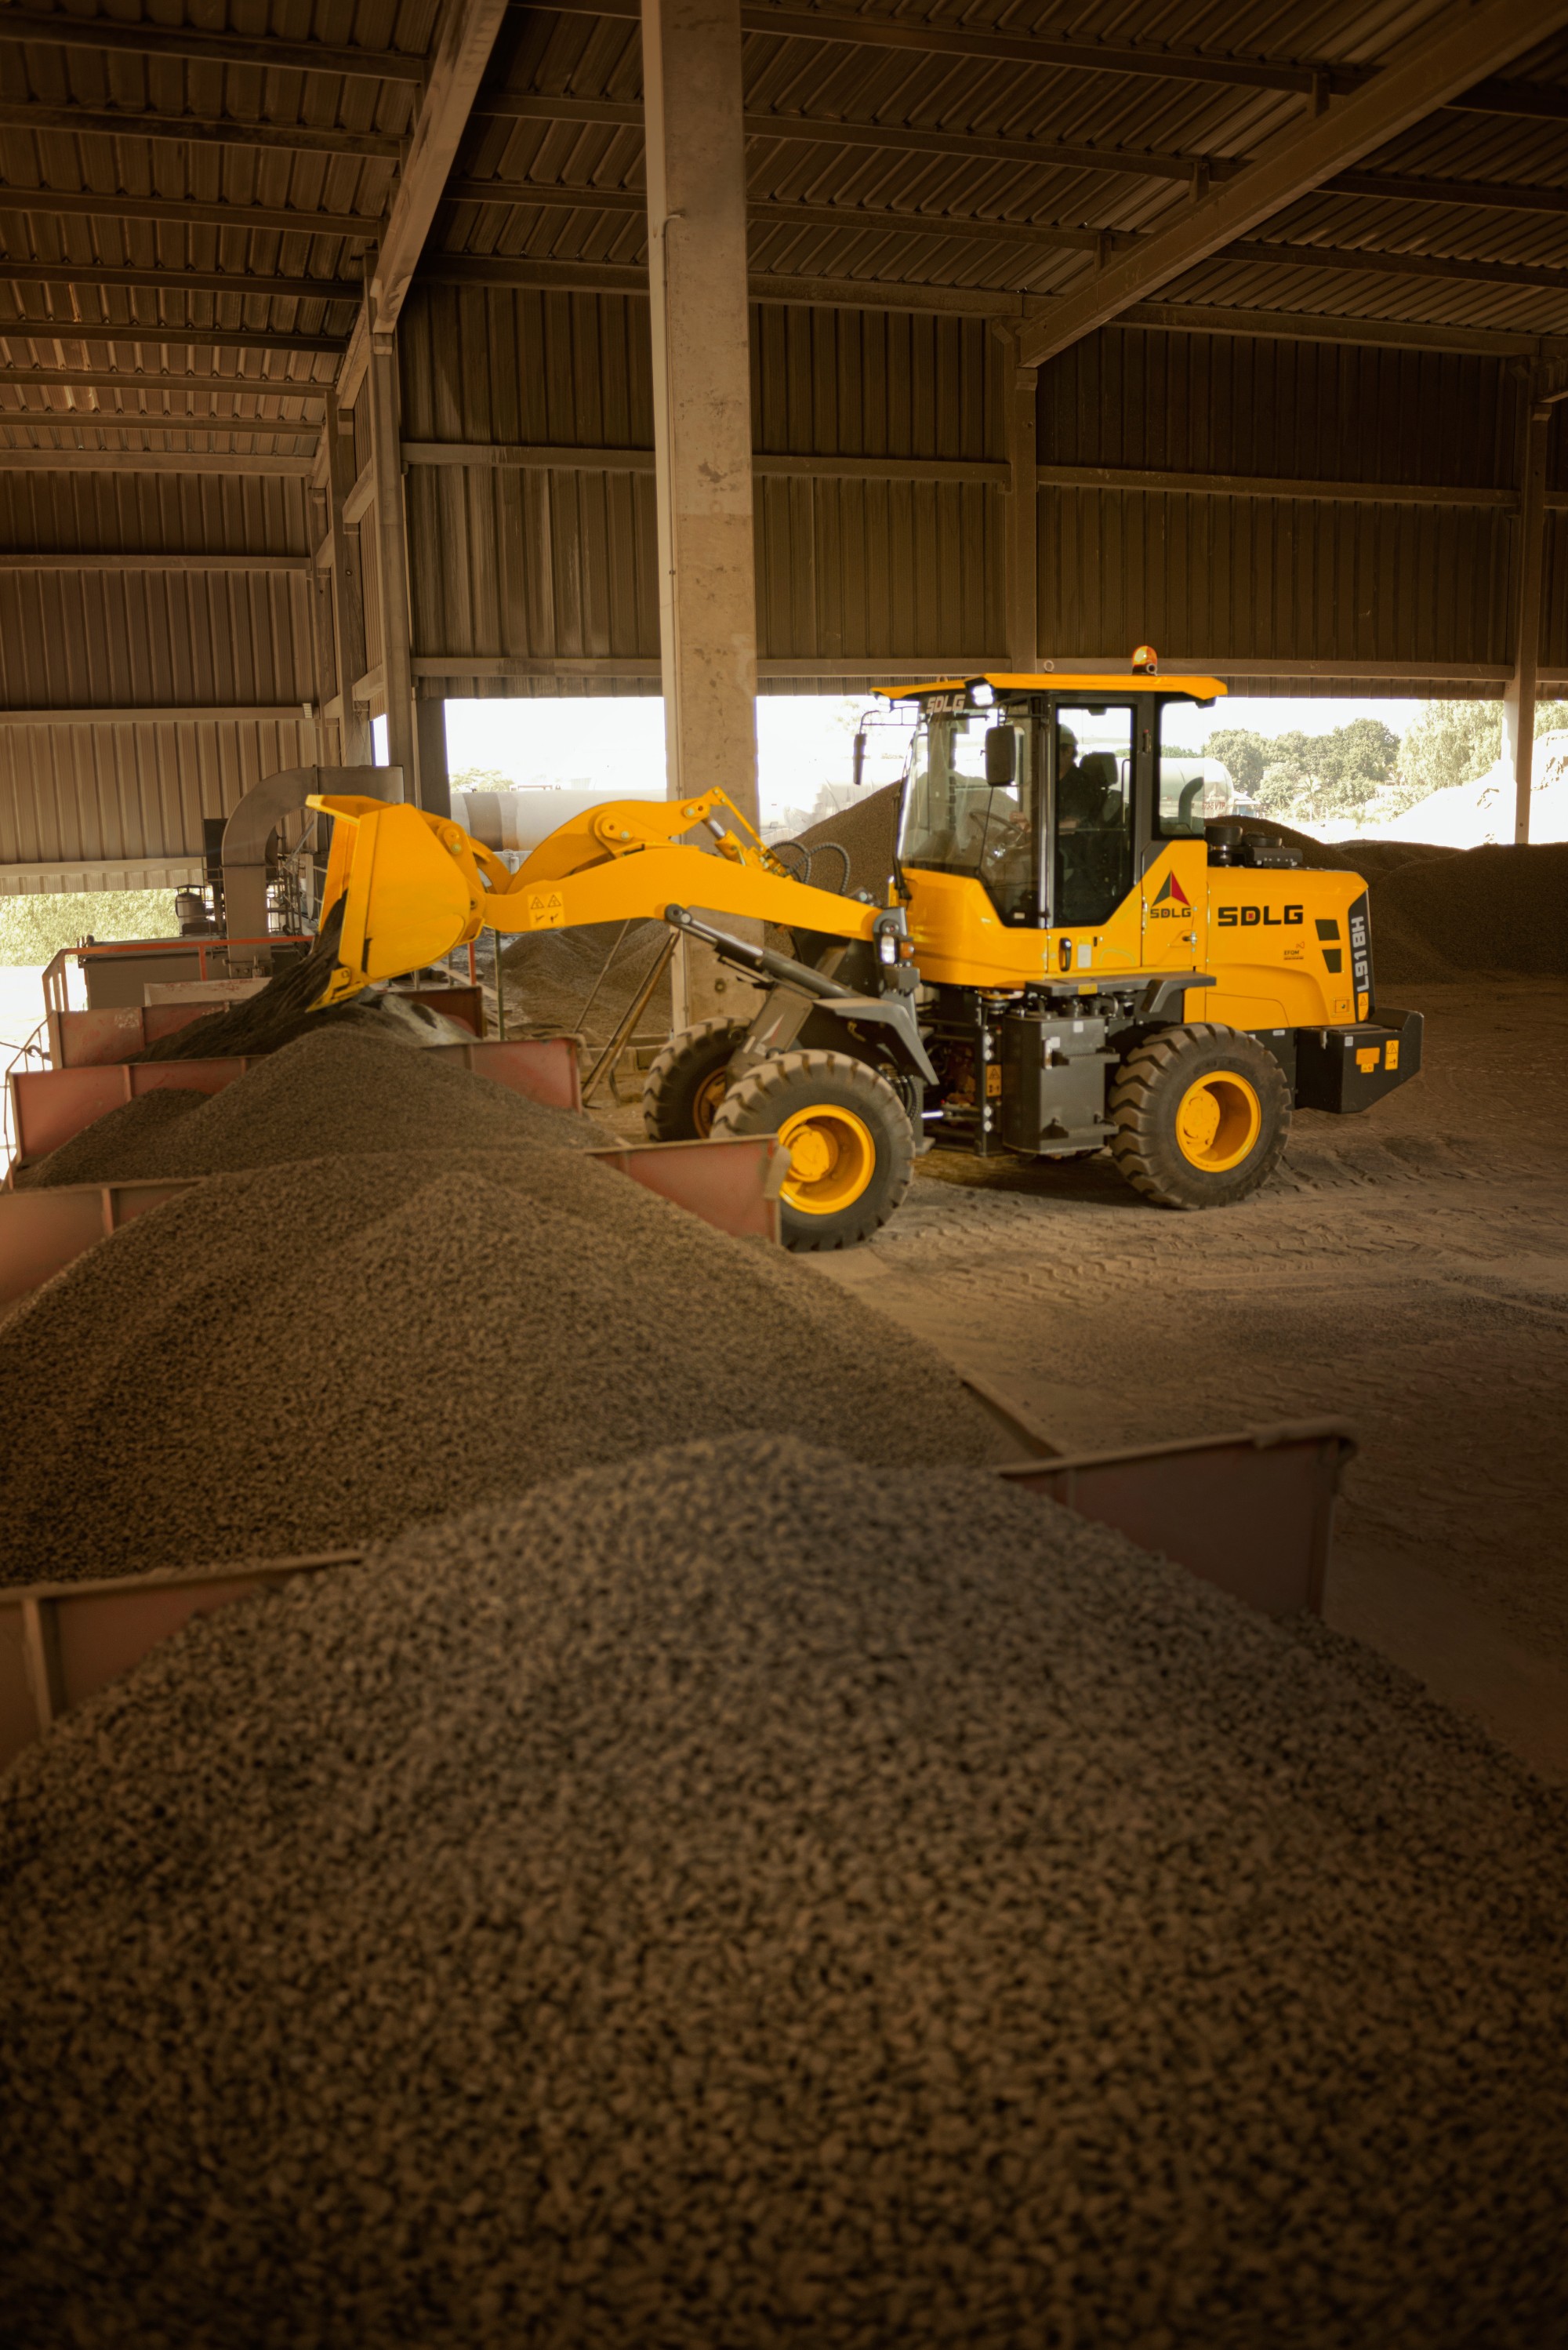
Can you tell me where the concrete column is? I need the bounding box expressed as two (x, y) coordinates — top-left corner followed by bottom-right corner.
(1001, 329), (1039, 673)
(642, 0), (760, 1030)
(368, 328), (420, 801)
(415, 696), (452, 821)
(325, 390), (372, 768)
(1503, 392), (1551, 844)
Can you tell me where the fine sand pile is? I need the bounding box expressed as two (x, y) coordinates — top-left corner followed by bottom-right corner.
(0, 1146), (1006, 1583)
(16, 1026), (613, 1189)
(2, 1435), (1564, 2349)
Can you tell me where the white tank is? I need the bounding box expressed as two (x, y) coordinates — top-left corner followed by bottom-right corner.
(450, 784), (665, 856)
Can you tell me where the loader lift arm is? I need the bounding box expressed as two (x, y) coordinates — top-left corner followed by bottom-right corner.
(306, 787), (885, 1004)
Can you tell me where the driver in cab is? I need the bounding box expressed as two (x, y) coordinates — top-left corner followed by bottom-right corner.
(1055, 726), (1121, 831)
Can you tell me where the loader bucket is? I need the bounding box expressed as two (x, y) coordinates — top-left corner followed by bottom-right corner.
(310, 796), (479, 1004)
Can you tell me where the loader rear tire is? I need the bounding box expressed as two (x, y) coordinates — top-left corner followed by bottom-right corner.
(642, 1016), (748, 1142)
(1109, 1022), (1290, 1210)
(712, 1049), (914, 1251)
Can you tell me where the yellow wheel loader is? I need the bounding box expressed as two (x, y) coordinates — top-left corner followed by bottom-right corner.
(306, 664), (1420, 1250)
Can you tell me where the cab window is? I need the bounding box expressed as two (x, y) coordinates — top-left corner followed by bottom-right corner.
(1156, 713), (1220, 837)
(1052, 705), (1134, 927)
(898, 708), (1036, 923)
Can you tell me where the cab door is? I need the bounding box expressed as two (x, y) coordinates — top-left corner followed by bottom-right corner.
(1133, 709), (1208, 973)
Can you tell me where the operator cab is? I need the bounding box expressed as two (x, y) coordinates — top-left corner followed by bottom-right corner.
(878, 669), (1227, 931)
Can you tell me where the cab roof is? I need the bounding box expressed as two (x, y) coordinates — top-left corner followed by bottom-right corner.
(876, 673), (1228, 703)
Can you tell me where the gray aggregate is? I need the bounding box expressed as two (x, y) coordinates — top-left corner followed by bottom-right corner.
(0, 1146), (1007, 1582)
(17, 1025), (614, 1189)
(1, 1436), (1563, 2348)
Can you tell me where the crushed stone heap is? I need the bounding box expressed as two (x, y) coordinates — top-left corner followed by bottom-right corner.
(1, 1436), (1563, 2349)
(16, 1026), (613, 1189)
(0, 1148), (1007, 1584)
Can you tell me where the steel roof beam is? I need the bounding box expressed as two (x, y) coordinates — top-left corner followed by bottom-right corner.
(518, 0), (1568, 118)
(1450, 78), (1568, 119)
(0, 325), (346, 355)
(0, 16), (427, 85)
(477, 92), (1243, 186)
(419, 248), (1568, 359)
(448, 179), (1568, 287)
(0, 261), (361, 302)
(0, 448), (315, 474)
(0, 552), (311, 570)
(1015, 0), (1568, 369)
(371, 0), (512, 333)
(1223, 238), (1568, 296)
(0, 187), (384, 238)
(0, 100), (405, 161)
(1324, 169), (1568, 217)
(0, 366), (328, 394)
(529, 0), (1365, 98)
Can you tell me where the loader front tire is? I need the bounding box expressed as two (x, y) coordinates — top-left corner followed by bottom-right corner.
(1109, 1023), (1290, 1210)
(712, 1049), (914, 1251)
(642, 1016), (749, 1141)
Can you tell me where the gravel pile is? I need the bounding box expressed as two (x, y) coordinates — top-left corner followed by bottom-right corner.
(1369, 841), (1568, 983)
(16, 1026), (611, 1188)
(2, 1434), (1563, 2348)
(795, 780), (902, 902)
(1232, 823), (1563, 985)
(0, 1153), (1006, 1582)
(501, 918), (673, 1041)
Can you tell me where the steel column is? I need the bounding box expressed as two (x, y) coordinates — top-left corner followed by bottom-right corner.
(1002, 331), (1040, 672)
(368, 330), (420, 797)
(1504, 395), (1552, 844)
(416, 696), (452, 821)
(325, 391), (373, 767)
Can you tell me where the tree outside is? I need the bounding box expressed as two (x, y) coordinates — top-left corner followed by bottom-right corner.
(0, 889), (179, 966)
(1200, 701), (1568, 830)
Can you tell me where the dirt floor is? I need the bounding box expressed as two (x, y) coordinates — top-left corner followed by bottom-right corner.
(793, 979), (1568, 1782)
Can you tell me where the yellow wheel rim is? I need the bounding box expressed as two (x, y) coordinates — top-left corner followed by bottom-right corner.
(1175, 1071), (1262, 1173)
(691, 1068), (728, 1138)
(777, 1102), (877, 1216)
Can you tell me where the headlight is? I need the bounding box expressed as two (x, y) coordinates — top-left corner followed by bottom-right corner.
(877, 932), (898, 964)
(968, 679), (994, 709)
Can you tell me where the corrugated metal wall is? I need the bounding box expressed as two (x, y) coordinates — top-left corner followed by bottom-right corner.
(0, 716), (317, 892)
(7, 307), (1564, 884)
(1039, 332), (1522, 487)
(388, 302), (1543, 696)
(0, 566), (319, 712)
(0, 468), (321, 885)
(391, 287), (1004, 688)
(1036, 330), (1524, 673)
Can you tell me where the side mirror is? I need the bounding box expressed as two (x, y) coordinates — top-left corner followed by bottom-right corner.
(852, 730), (866, 788)
(985, 725), (1017, 786)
